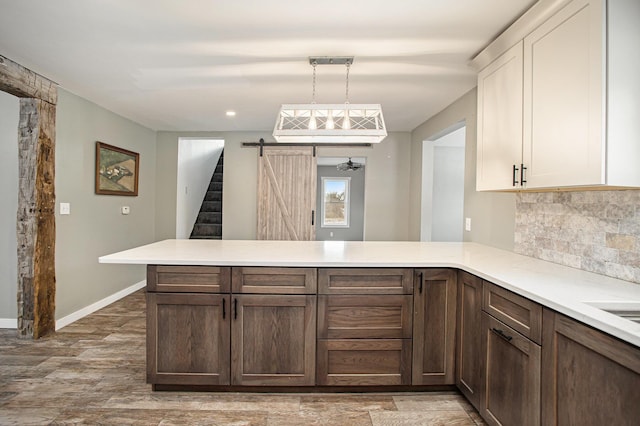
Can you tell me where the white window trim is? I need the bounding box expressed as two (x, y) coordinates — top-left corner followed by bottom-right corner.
(321, 177), (350, 228)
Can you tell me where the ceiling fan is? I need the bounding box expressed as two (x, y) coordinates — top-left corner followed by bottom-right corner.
(337, 158), (364, 172)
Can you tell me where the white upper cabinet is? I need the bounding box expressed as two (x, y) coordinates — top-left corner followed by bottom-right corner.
(477, 42), (523, 191)
(474, 0), (640, 191)
(523, 0), (603, 188)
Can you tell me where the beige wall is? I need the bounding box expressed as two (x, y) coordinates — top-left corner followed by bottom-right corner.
(155, 131), (412, 241)
(409, 88), (516, 250)
(55, 89), (157, 319)
(0, 91), (19, 321)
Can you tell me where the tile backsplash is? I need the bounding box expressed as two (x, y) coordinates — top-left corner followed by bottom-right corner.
(514, 190), (640, 284)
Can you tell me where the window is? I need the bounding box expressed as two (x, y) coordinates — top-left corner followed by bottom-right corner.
(321, 177), (350, 228)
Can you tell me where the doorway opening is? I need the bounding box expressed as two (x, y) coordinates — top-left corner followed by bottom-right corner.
(176, 138), (225, 239)
(316, 157), (366, 241)
(421, 124), (466, 242)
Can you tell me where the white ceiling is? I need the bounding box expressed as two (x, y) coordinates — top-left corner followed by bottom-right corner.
(0, 0), (536, 133)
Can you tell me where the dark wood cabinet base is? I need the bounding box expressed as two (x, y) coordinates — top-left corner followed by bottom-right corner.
(152, 384), (457, 393)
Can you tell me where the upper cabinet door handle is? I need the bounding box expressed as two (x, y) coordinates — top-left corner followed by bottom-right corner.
(513, 164), (519, 186)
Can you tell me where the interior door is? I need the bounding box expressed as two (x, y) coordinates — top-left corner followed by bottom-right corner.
(257, 147), (316, 240)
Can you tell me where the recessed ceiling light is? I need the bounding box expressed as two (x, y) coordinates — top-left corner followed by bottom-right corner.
(226, 110), (236, 117)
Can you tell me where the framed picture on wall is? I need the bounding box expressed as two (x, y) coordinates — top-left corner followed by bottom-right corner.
(95, 142), (139, 196)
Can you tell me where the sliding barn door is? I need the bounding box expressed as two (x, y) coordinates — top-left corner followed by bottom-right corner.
(257, 147), (316, 240)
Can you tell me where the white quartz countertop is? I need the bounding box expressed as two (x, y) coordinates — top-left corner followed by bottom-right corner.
(99, 239), (640, 348)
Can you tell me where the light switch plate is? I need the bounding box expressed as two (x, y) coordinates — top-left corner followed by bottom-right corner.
(465, 217), (471, 231)
(60, 203), (70, 215)
(121, 206), (130, 215)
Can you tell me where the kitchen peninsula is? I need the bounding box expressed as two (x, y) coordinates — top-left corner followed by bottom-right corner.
(100, 239), (640, 425)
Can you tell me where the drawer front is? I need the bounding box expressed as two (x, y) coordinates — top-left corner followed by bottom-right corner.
(318, 295), (413, 339)
(317, 339), (412, 386)
(231, 267), (317, 294)
(318, 268), (413, 295)
(147, 265), (230, 293)
(483, 281), (542, 344)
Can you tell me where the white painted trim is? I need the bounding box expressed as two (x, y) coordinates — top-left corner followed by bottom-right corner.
(0, 318), (17, 329)
(55, 280), (146, 330)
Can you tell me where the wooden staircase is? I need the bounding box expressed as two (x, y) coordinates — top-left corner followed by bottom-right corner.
(190, 151), (223, 239)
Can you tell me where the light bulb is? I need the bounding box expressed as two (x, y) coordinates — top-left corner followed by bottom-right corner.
(326, 111), (335, 129)
(342, 110), (351, 129)
(309, 111), (317, 130)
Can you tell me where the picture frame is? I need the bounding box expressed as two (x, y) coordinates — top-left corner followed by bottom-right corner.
(95, 142), (139, 196)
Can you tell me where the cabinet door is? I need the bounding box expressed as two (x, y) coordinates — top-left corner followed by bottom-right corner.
(476, 41), (524, 191)
(412, 269), (457, 385)
(481, 313), (540, 426)
(231, 295), (316, 386)
(317, 339), (412, 386)
(523, 0), (603, 188)
(146, 293), (230, 385)
(541, 309), (640, 425)
(456, 271), (482, 408)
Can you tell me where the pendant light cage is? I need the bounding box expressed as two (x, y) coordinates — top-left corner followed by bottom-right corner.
(273, 57), (387, 144)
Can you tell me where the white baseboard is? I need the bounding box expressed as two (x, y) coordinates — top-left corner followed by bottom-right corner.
(0, 318), (17, 329)
(55, 280), (146, 330)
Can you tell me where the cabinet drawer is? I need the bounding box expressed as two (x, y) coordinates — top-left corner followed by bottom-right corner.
(318, 268), (413, 295)
(231, 267), (316, 294)
(147, 265), (230, 293)
(318, 295), (412, 339)
(317, 339), (412, 386)
(483, 282), (542, 344)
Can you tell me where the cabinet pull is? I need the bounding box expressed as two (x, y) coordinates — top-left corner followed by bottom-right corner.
(492, 327), (513, 342)
(418, 271), (424, 294)
(222, 298), (226, 319)
(520, 164), (527, 186)
(234, 298), (238, 320)
(512, 164), (519, 186)
(311, 210), (315, 226)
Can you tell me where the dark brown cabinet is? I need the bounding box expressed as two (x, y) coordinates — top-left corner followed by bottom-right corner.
(147, 265), (230, 293)
(147, 266), (317, 387)
(231, 294), (316, 386)
(317, 268), (413, 386)
(481, 312), (541, 426)
(147, 292), (230, 385)
(541, 309), (640, 426)
(480, 281), (542, 426)
(412, 268), (457, 385)
(455, 271), (482, 408)
(232, 267), (316, 294)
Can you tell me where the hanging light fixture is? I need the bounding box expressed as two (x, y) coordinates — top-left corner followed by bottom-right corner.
(273, 57), (387, 144)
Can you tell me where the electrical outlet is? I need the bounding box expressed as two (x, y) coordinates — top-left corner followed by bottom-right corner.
(60, 203), (70, 215)
(465, 217), (471, 232)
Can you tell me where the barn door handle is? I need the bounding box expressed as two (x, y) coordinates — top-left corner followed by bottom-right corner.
(492, 327), (513, 342)
(311, 210), (315, 226)
(222, 298), (226, 319)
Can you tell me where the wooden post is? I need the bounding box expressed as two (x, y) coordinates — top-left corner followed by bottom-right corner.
(17, 99), (56, 338)
(1, 54), (57, 338)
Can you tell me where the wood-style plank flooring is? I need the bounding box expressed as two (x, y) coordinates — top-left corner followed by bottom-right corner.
(0, 290), (486, 425)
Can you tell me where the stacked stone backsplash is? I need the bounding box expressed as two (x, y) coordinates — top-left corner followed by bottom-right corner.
(514, 190), (640, 284)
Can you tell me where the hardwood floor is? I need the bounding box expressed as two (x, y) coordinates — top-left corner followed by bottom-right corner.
(0, 290), (486, 425)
